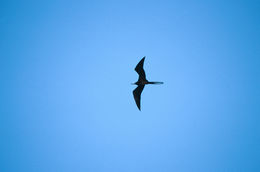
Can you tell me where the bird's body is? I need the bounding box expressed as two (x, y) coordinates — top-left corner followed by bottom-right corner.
(132, 56), (163, 110)
(135, 80), (149, 85)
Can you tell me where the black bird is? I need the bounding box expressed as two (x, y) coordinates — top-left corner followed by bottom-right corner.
(132, 56), (163, 110)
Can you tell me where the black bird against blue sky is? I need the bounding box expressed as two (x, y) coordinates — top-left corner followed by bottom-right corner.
(132, 57), (163, 110)
(2, 1), (260, 171)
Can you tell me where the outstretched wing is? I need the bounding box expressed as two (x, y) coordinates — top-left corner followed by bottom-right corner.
(133, 85), (145, 110)
(135, 56), (147, 81)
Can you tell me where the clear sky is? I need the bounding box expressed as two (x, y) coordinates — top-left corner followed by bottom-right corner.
(1, 0), (259, 171)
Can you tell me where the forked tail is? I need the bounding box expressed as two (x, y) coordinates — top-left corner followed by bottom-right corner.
(148, 81), (164, 84)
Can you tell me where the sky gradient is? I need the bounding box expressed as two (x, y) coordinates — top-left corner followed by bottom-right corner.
(1, 0), (260, 171)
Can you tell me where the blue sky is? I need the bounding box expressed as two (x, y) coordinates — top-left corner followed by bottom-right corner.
(0, 0), (259, 171)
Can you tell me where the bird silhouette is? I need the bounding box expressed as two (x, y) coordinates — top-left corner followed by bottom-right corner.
(132, 56), (163, 110)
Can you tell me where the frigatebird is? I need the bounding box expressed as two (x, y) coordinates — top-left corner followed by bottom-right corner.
(132, 56), (163, 110)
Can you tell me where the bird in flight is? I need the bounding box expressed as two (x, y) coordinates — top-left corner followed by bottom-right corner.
(132, 56), (163, 110)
